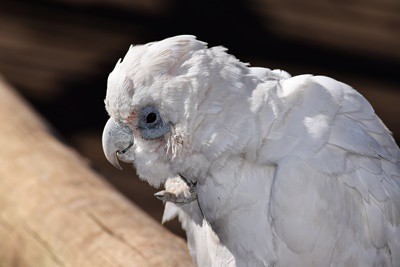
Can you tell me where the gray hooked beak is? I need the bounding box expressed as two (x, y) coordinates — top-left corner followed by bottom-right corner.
(102, 117), (135, 170)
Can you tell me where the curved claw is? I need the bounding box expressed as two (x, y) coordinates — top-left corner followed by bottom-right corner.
(155, 176), (198, 204)
(102, 117), (135, 170)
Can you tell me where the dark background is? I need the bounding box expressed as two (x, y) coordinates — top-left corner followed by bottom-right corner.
(1, 0), (399, 237)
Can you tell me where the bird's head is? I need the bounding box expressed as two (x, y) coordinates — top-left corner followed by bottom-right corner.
(102, 35), (258, 188)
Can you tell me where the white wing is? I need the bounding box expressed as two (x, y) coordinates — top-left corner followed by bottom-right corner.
(267, 75), (400, 266)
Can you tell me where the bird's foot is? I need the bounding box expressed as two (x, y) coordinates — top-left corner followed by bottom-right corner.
(155, 176), (197, 204)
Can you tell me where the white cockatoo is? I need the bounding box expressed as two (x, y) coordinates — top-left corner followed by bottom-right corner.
(102, 35), (400, 266)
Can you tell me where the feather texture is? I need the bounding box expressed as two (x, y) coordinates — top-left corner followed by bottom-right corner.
(104, 35), (400, 266)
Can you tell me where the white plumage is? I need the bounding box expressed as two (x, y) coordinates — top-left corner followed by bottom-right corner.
(102, 35), (400, 266)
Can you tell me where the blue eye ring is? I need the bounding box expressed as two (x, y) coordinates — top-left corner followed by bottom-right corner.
(138, 105), (171, 139)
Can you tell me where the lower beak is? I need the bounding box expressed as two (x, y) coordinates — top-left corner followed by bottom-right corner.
(102, 117), (135, 170)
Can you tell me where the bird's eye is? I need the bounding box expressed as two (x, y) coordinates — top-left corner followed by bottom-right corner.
(138, 105), (171, 139)
(146, 112), (157, 124)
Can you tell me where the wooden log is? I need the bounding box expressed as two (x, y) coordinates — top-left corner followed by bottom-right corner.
(0, 76), (193, 266)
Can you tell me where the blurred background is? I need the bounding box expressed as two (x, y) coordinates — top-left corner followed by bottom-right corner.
(1, 0), (399, 238)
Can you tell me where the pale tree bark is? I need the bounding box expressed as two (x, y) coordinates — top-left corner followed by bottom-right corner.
(0, 76), (193, 267)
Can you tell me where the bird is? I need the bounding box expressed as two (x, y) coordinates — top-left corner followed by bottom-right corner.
(102, 35), (400, 266)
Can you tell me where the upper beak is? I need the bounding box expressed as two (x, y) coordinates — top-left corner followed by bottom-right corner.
(102, 117), (135, 170)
